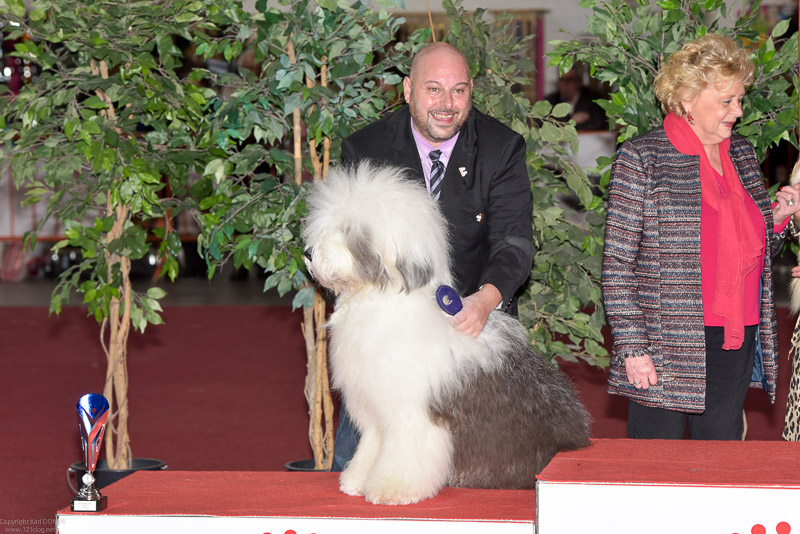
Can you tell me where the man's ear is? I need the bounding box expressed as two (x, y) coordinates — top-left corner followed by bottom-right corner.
(403, 76), (412, 102)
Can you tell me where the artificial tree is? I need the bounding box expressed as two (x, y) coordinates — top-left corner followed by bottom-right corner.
(196, 0), (611, 474)
(0, 0), (248, 470)
(432, 0), (609, 367)
(547, 0), (798, 436)
(196, 0), (424, 470)
(546, 0), (799, 326)
(549, 0), (799, 162)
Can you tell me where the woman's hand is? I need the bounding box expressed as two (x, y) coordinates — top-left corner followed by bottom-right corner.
(625, 354), (658, 390)
(773, 184), (800, 223)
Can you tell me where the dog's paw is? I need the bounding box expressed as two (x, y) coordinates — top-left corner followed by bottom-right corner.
(339, 469), (366, 497)
(364, 484), (433, 506)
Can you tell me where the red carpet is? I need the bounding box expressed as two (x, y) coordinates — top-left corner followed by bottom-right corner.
(537, 439), (800, 533)
(540, 439), (800, 486)
(53, 441), (800, 534)
(57, 470), (535, 520)
(0, 305), (794, 529)
(0, 306), (313, 528)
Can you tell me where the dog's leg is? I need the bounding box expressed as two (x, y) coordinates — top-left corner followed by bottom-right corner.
(339, 426), (380, 497)
(363, 415), (452, 505)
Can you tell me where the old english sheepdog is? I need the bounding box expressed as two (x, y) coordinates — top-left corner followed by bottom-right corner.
(302, 162), (591, 505)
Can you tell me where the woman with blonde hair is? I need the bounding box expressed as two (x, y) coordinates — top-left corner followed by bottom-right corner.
(602, 33), (800, 439)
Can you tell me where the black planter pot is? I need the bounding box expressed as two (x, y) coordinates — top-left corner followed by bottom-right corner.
(67, 458), (167, 493)
(284, 458), (329, 472)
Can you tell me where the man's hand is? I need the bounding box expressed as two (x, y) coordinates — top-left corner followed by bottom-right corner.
(450, 284), (502, 338)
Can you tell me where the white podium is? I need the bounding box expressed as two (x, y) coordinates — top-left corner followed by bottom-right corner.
(536, 439), (800, 534)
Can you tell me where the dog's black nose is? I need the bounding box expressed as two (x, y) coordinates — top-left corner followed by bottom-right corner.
(304, 247), (313, 261)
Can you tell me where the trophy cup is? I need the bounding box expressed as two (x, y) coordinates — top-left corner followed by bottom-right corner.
(71, 393), (109, 512)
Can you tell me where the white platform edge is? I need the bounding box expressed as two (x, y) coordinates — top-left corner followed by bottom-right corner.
(56, 514), (535, 534)
(536, 482), (799, 534)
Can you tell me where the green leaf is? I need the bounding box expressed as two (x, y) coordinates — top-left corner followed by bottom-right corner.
(283, 92), (303, 116)
(292, 286), (316, 310)
(328, 40), (347, 60)
(203, 159), (228, 183)
(383, 73), (402, 85)
(263, 272), (282, 291)
(531, 100), (552, 117)
(216, 131), (229, 150)
(7, 0), (26, 18)
(82, 96), (108, 110)
(277, 276), (292, 296)
(771, 18), (790, 39)
(147, 287), (168, 300)
(551, 102), (571, 118)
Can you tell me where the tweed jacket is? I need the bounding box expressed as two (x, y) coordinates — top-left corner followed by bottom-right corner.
(602, 126), (784, 412)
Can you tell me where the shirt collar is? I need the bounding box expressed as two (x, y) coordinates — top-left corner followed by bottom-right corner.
(410, 117), (460, 164)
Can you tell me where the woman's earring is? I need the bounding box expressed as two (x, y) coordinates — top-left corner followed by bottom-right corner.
(686, 112), (695, 125)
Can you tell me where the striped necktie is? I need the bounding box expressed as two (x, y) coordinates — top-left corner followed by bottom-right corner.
(429, 149), (445, 201)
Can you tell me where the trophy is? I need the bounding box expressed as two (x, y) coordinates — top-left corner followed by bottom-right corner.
(71, 393), (109, 512)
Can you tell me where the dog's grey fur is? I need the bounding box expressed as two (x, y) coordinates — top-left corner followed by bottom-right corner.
(432, 312), (592, 488)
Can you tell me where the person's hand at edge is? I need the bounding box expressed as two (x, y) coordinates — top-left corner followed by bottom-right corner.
(451, 284), (502, 338)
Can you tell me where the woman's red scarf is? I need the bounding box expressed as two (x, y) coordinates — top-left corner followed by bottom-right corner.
(664, 112), (763, 350)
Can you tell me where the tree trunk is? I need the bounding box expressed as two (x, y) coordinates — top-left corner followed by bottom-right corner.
(101, 202), (133, 470)
(291, 41), (334, 470)
(301, 288), (332, 470)
(92, 58), (133, 470)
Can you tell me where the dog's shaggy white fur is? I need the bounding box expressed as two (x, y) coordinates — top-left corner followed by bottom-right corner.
(303, 162), (591, 505)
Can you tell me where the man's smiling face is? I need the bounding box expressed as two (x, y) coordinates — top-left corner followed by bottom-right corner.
(403, 47), (473, 147)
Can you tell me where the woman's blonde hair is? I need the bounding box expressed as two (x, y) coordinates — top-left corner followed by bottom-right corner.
(654, 34), (754, 116)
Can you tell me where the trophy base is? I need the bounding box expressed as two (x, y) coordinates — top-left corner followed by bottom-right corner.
(71, 495), (108, 512)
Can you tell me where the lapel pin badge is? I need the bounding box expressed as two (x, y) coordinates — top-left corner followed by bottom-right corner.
(476, 213), (484, 222)
(459, 167), (468, 177)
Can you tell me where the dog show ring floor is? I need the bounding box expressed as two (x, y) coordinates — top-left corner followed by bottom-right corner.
(57, 470), (535, 534)
(56, 439), (800, 534)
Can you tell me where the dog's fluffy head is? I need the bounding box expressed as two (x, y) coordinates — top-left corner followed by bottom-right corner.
(302, 162), (453, 295)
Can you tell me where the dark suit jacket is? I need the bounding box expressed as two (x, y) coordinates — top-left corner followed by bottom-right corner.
(341, 105), (533, 312)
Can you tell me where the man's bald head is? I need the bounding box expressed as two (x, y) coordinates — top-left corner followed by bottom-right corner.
(409, 43), (471, 81)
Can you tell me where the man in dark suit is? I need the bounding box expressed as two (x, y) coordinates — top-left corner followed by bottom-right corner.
(332, 42), (533, 470)
(545, 67), (608, 131)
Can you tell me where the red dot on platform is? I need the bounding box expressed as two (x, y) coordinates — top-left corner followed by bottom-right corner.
(752, 525), (766, 534)
(776, 522), (791, 534)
